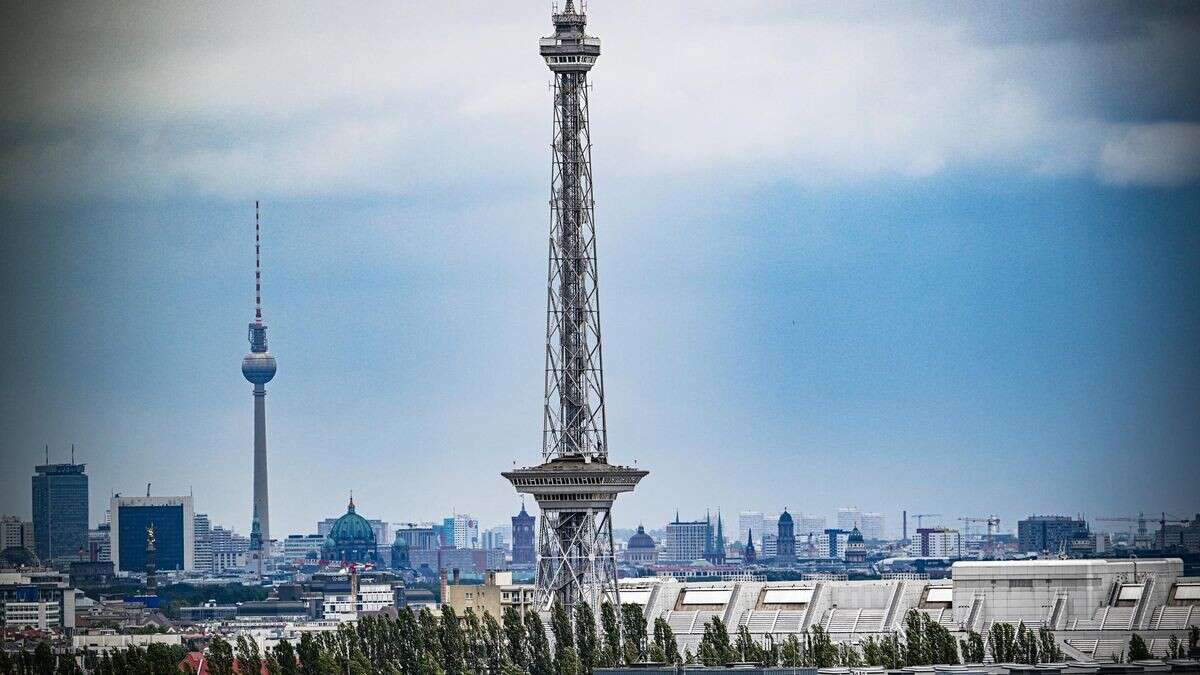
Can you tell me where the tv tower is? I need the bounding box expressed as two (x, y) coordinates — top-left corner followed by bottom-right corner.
(503, 1), (647, 616)
(241, 201), (276, 565)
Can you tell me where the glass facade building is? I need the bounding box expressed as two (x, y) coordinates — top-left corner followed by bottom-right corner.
(31, 463), (89, 561)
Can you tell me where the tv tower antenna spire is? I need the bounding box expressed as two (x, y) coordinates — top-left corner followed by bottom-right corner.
(503, 3), (646, 619)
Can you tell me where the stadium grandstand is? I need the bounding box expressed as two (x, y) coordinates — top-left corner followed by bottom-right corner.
(615, 558), (1199, 660)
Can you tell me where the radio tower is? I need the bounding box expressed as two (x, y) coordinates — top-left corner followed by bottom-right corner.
(242, 201), (277, 570)
(503, 1), (647, 616)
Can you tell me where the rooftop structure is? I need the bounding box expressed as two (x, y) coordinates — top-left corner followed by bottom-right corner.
(241, 201), (277, 563)
(503, 1), (646, 615)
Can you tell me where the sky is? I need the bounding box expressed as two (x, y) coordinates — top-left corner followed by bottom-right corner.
(1, 1), (1198, 541)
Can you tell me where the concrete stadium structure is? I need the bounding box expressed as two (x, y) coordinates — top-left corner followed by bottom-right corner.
(615, 558), (1199, 660)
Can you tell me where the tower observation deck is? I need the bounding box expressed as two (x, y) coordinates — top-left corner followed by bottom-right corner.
(503, 1), (647, 616)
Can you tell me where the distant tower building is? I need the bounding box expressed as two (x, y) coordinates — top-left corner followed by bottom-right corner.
(502, 0), (647, 615)
(776, 509), (796, 564)
(738, 511), (764, 546)
(511, 503), (535, 565)
(860, 512), (886, 541)
(837, 507), (861, 532)
(664, 514), (710, 564)
(1, 516), (36, 554)
(845, 525), (867, 563)
(744, 529), (757, 565)
(241, 202), (277, 559)
(704, 512), (726, 565)
(31, 451), (89, 562)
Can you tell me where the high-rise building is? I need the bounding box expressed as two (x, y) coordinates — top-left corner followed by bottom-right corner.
(738, 512), (764, 546)
(502, 0), (647, 616)
(1, 516), (35, 554)
(837, 507), (861, 532)
(31, 459), (89, 561)
(917, 527), (961, 558)
(443, 514), (479, 549)
(1018, 515), (1089, 554)
(87, 524), (110, 562)
(795, 514), (826, 537)
(241, 202), (277, 559)
(193, 513), (212, 573)
(511, 504), (535, 565)
(776, 509), (796, 564)
(861, 512), (886, 541)
(663, 515), (710, 564)
(817, 529), (849, 559)
(110, 496), (194, 573)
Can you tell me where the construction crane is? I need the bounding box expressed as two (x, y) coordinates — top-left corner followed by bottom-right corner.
(959, 516), (1001, 557)
(1095, 513), (1189, 548)
(913, 513), (941, 530)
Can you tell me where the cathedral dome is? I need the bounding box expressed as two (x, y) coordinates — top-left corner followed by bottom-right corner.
(848, 526), (864, 543)
(627, 525), (656, 551)
(322, 495), (377, 563)
(778, 509), (793, 524)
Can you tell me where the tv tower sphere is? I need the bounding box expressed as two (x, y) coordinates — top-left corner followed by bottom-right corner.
(242, 349), (276, 385)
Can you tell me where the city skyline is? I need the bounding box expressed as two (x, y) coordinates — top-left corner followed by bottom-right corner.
(2, 3), (1199, 538)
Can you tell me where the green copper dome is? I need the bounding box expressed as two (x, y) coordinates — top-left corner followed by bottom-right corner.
(328, 496), (375, 545)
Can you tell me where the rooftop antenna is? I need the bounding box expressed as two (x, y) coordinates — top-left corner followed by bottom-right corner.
(254, 200), (262, 324)
(146, 482), (151, 497)
(71, 443), (75, 464)
(45, 444), (49, 465)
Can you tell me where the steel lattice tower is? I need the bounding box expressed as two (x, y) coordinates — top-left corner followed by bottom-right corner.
(503, 0), (646, 616)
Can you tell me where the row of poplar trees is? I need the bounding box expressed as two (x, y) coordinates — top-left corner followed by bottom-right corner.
(7, 608), (1195, 674)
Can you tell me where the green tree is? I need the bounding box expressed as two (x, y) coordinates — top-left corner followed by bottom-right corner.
(651, 617), (680, 665)
(1015, 622), (1039, 664)
(598, 602), (622, 667)
(1038, 627), (1062, 663)
(207, 638), (235, 675)
(525, 610), (554, 675)
(987, 622), (1016, 663)
(839, 642), (862, 667)
(236, 636), (263, 675)
(1128, 633), (1152, 661)
(698, 617), (734, 666)
(482, 610), (506, 674)
(549, 601), (581, 675)
(735, 625), (764, 664)
(273, 640), (299, 675)
(574, 602), (599, 673)
(779, 634), (805, 667)
(438, 605), (467, 674)
(1189, 626), (1199, 654)
(419, 607), (444, 667)
(502, 606), (527, 669)
(620, 604), (648, 665)
(960, 631), (986, 663)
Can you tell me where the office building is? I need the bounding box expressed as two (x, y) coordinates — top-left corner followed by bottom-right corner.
(837, 507), (861, 532)
(110, 495), (194, 573)
(0, 569), (76, 629)
(817, 529), (849, 559)
(861, 512), (886, 541)
(663, 515), (710, 564)
(738, 511), (764, 545)
(917, 527), (961, 558)
(31, 461), (89, 561)
(795, 514), (827, 537)
(441, 569), (535, 620)
(1018, 515), (1089, 553)
(441, 514), (479, 549)
(87, 524), (110, 562)
(192, 513), (212, 573)
(1, 516), (35, 554)
(282, 534), (325, 560)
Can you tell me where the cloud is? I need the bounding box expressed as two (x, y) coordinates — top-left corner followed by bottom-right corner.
(1098, 123), (1200, 187)
(1, 2), (1198, 200)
